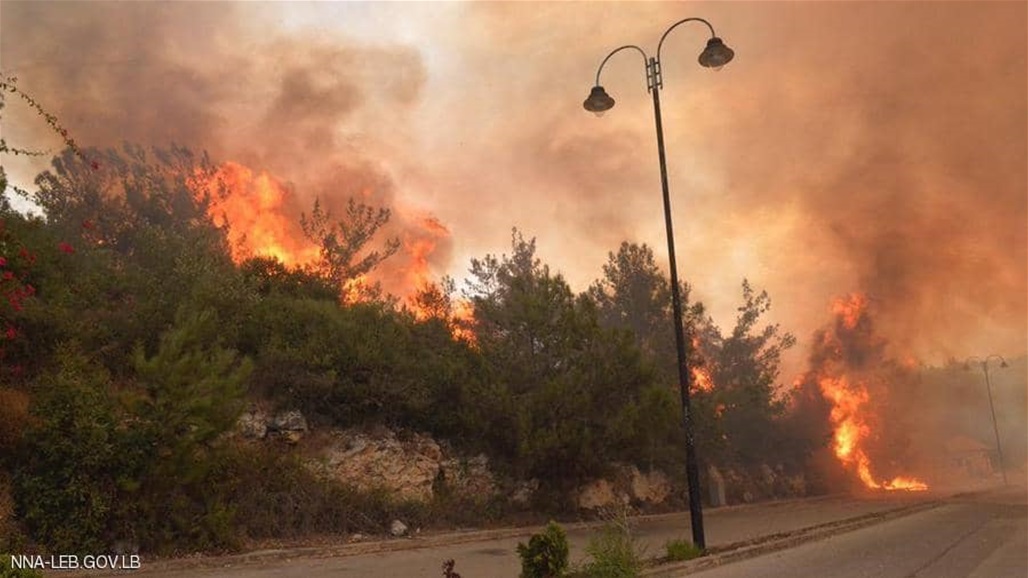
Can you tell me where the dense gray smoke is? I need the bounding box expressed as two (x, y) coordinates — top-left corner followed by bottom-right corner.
(0, 1), (448, 296)
(1, 2), (1024, 362)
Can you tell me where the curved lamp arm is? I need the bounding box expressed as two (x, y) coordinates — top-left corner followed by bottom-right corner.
(657, 17), (717, 63)
(984, 354), (1008, 367)
(593, 44), (649, 87)
(964, 354), (1009, 370)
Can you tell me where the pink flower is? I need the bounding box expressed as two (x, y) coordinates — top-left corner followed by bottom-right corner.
(4, 327), (16, 340)
(58, 242), (75, 254)
(0, 257), (6, 267)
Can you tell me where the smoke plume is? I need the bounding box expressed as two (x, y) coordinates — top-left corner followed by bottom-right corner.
(1, 1), (1024, 364)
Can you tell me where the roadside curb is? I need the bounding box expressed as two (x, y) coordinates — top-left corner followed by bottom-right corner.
(640, 499), (943, 577)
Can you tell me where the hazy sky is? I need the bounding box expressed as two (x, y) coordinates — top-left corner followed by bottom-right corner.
(1, 1), (1025, 374)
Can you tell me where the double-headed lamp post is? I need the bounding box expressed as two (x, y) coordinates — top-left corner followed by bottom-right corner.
(963, 355), (1009, 486)
(582, 18), (734, 550)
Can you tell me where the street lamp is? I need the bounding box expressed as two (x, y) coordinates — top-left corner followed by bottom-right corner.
(963, 355), (1009, 486)
(583, 18), (734, 550)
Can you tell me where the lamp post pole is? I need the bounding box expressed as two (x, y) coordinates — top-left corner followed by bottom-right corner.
(965, 355), (1008, 486)
(583, 18), (734, 551)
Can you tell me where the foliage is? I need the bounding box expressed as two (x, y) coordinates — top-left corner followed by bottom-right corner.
(664, 538), (703, 562)
(12, 347), (121, 554)
(12, 310), (252, 554)
(575, 505), (645, 578)
(516, 520), (570, 578)
(591, 244), (801, 472)
(465, 230), (662, 490)
(1, 73), (91, 166)
(695, 280), (796, 467)
(116, 309), (252, 553)
(240, 256), (337, 301)
(300, 198), (400, 303)
(1, 90), (818, 552)
(25, 145), (244, 371)
(587, 242), (705, 386)
(0, 555), (43, 578)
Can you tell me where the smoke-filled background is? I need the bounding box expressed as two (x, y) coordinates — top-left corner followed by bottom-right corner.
(2, 1), (1025, 379)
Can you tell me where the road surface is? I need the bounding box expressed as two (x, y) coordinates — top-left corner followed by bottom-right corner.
(686, 486), (1026, 578)
(56, 492), (940, 577)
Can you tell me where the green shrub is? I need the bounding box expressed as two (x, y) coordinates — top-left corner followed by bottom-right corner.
(664, 538), (703, 562)
(577, 506), (644, 578)
(516, 520), (569, 578)
(12, 349), (120, 554)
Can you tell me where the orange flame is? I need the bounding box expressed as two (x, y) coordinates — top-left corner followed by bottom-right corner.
(450, 300), (477, 345)
(831, 293), (867, 330)
(691, 365), (715, 394)
(400, 216), (450, 299)
(192, 161), (452, 308)
(690, 335), (715, 393)
(817, 296), (928, 492)
(194, 162), (319, 267)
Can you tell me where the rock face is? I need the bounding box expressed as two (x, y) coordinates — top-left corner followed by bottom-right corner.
(236, 407), (269, 440)
(630, 467), (672, 504)
(318, 429), (444, 503)
(576, 465), (672, 510)
(577, 479), (623, 510)
(511, 479), (539, 507)
(269, 410), (308, 443)
(439, 454), (498, 500)
(236, 407), (308, 443)
(316, 429), (500, 504)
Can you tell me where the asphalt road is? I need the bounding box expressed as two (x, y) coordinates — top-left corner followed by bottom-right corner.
(687, 487), (1027, 578)
(59, 492), (940, 577)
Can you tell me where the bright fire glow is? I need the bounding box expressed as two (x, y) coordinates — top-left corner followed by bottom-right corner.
(192, 161), (467, 340)
(691, 365), (715, 393)
(690, 336), (715, 393)
(817, 295), (929, 492)
(450, 300), (477, 345)
(193, 162), (320, 267)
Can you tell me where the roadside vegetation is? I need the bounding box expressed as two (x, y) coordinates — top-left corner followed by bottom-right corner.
(3, 74), (812, 556)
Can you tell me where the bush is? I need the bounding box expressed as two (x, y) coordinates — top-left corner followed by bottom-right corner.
(12, 349), (121, 554)
(664, 538), (703, 562)
(516, 520), (570, 578)
(576, 508), (643, 578)
(0, 555), (43, 578)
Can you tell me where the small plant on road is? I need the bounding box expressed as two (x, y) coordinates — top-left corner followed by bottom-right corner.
(517, 520), (570, 578)
(576, 505), (644, 578)
(664, 538), (703, 562)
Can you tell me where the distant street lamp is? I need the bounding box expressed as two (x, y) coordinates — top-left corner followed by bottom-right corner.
(583, 18), (734, 550)
(963, 355), (1009, 486)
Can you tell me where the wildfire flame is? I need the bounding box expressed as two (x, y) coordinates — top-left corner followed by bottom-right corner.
(690, 335), (715, 393)
(402, 216), (450, 292)
(191, 160), (468, 340)
(691, 365), (715, 394)
(450, 300), (477, 345)
(194, 162), (320, 267)
(817, 295), (928, 492)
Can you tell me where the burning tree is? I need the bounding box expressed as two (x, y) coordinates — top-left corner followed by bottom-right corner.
(792, 294), (928, 492)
